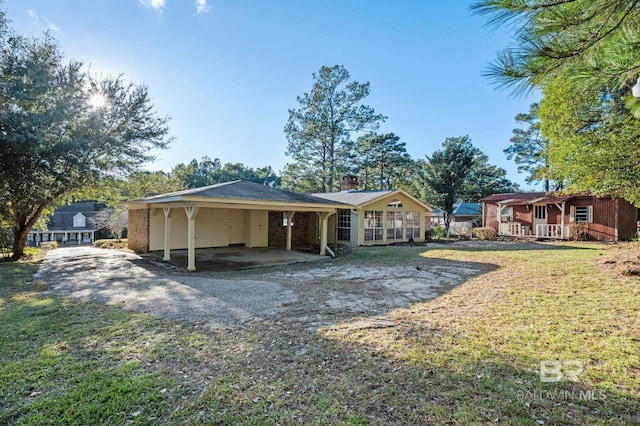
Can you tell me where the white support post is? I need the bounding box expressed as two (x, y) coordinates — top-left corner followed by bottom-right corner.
(163, 207), (173, 261)
(185, 206), (199, 271)
(285, 211), (295, 251)
(497, 204), (505, 234)
(316, 211), (332, 256)
(560, 202), (566, 240)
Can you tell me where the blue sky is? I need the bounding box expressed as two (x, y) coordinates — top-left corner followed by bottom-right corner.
(4, 0), (541, 189)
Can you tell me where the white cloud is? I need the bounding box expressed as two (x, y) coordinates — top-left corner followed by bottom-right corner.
(25, 10), (60, 33)
(46, 19), (61, 33)
(195, 0), (210, 14)
(140, 0), (166, 10)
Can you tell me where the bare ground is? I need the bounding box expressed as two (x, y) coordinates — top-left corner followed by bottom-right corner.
(36, 244), (496, 330)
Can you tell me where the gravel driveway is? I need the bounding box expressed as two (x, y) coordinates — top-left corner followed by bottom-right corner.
(37, 245), (491, 329)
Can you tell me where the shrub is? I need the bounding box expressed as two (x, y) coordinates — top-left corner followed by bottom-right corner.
(432, 226), (446, 240)
(94, 239), (128, 250)
(473, 227), (498, 241)
(458, 227), (471, 240)
(39, 241), (58, 250)
(568, 223), (589, 241)
(21, 247), (41, 260)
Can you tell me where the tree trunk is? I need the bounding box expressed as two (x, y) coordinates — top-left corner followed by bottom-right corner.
(444, 212), (452, 238)
(10, 205), (47, 261)
(11, 226), (30, 260)
(328, 144), (335, 192)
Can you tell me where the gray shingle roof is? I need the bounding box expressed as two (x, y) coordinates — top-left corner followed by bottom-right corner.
(40, 201), (99, 231)
(138, 181), (348, 206)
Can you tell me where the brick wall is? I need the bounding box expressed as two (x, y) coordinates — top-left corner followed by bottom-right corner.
(128, 208), (150, 253)
(268, 212), (315, 249)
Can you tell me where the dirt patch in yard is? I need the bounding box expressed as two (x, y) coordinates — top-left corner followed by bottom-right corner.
(211, 249), (496, 330)
(596, 243), (640, 276)
(37, 245), (495, 331)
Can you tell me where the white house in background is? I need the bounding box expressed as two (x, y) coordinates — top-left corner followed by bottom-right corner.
(28, 201), (99, 246)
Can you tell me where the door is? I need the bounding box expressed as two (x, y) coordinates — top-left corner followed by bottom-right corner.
(533, 204), (547, 236)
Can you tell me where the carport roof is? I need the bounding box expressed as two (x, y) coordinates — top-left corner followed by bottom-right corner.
(127, 180), (349, 207)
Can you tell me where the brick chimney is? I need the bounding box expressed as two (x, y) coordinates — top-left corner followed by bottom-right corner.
(340, 175), (359, 192)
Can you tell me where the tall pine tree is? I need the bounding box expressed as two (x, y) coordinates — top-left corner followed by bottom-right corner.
(284, 65), (385, 192)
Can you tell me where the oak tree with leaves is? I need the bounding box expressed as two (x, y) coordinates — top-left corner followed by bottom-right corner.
(539, 74), (640, 205)
(0, 13), (171, 260)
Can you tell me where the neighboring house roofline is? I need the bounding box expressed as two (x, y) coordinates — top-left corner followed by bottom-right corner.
(478, 192), (605, 205)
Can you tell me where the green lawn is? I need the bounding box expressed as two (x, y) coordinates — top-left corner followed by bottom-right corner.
(1, 243), (638, 425)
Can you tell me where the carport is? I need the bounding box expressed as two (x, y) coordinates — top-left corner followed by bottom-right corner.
(126, 181), (347, 271)
(149, 246), (328, 271)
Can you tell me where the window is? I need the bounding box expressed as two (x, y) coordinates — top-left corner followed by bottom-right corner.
(337, 209), (351, 241)
(534, 205), (546, 220)
(406, 211), (421, 239)
(573, 206), (593, 223)
(387, 211), (404, 240)
(73, 213), (86, 228)
(364, 210), (383, 241)
(500, 207), (513, 223)
(387, 199), (403, 208)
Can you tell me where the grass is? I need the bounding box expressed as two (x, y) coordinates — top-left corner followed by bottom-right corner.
(1, 242), (639, 424)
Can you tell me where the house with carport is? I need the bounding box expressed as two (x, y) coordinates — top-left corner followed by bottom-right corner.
(126, 178), (431, 271)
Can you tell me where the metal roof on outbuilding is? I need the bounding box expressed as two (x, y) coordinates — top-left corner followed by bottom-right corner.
(479, 192), (576, 205)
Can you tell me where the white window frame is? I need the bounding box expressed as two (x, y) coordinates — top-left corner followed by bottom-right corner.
(534, 205), (546, 220)
(364, 210), (383, 241)
(406, 211), (421, 239)
(571, 205), (593, 223)
(337, 209), (351, 241)
(386, 211), (404, 240)
(500, 207), (513, 223)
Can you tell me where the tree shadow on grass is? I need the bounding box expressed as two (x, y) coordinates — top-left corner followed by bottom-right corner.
(2, 253), (638, 424)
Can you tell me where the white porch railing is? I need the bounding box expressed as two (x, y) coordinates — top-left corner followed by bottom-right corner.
(499, 222), (568, 239)
(500, 222), (525, 236)
(535, 224), (567, 239)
